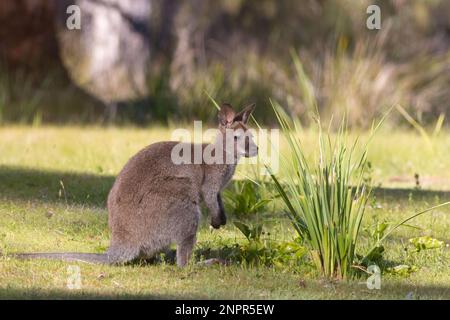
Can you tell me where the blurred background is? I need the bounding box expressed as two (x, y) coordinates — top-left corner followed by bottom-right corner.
(0, 0), (449, 127)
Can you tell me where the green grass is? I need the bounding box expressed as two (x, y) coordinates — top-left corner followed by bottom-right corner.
(0, 125), (449, 299)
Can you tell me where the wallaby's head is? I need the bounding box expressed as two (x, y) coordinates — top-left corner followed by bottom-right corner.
(217, 103), (258, 159)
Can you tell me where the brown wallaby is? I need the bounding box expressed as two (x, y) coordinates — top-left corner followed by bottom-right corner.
(12, 103), (258, 267)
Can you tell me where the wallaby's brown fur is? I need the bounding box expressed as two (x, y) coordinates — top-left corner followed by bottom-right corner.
(11, 103), (257, 267)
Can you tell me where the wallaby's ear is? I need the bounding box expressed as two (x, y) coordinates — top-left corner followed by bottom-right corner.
(233, 103), (255, 124)
(218, 103), (236, 127)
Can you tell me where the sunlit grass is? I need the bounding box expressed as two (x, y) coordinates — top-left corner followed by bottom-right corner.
(1, 125), (449, 188)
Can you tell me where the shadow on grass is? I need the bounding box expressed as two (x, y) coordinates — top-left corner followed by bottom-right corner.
(0, 287), (196, 299)
(329, 281), (450, 299)
(375, 283), (450, 299)
(0, 280), (448, 300)
(0, 165), (449, 208)
(372, 187), (450, 203)
(0, 165), (115, 207)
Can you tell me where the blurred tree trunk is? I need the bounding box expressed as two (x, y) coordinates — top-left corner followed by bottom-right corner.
(56, 0), (152, 112)
(55, 0), (181, 121)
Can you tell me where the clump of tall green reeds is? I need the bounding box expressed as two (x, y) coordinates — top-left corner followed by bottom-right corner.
(267, 101), (450, 280)
(267, 100), (381, 279)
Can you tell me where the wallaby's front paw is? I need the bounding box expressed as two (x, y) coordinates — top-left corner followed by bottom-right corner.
(211, 217), (224, 229)
(211, 221), (221, 229)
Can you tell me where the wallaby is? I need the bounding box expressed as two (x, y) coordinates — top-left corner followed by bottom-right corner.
(12, 103), (258, 267)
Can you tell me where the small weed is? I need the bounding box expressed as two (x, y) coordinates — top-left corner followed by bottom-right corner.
(225, 221), (307, 270)
(409, 236), (444, 252)
(386, 264), (418, 277)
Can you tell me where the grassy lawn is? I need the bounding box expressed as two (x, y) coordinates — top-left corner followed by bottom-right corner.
(0, 125), (449, 299)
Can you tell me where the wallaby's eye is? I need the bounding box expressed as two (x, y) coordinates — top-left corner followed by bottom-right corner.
(234, 136), (238, 141)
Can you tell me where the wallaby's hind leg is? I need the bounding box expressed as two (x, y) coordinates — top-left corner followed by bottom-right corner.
(176, 235), (196, 267)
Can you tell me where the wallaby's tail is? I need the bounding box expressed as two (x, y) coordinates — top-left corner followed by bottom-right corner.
(10, 252), (110, 264)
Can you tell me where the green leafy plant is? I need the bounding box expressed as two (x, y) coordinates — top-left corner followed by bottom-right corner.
(386, 264), (418, 277)
(409, 236), (444, 252)
(234, 221), (263, 242)
(363, 203), (449, 266)
(231, 221), (306, 269)
(362, 219), (418, 265)
(362, 220), (390, 264)
(224, 180), (272, 217)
